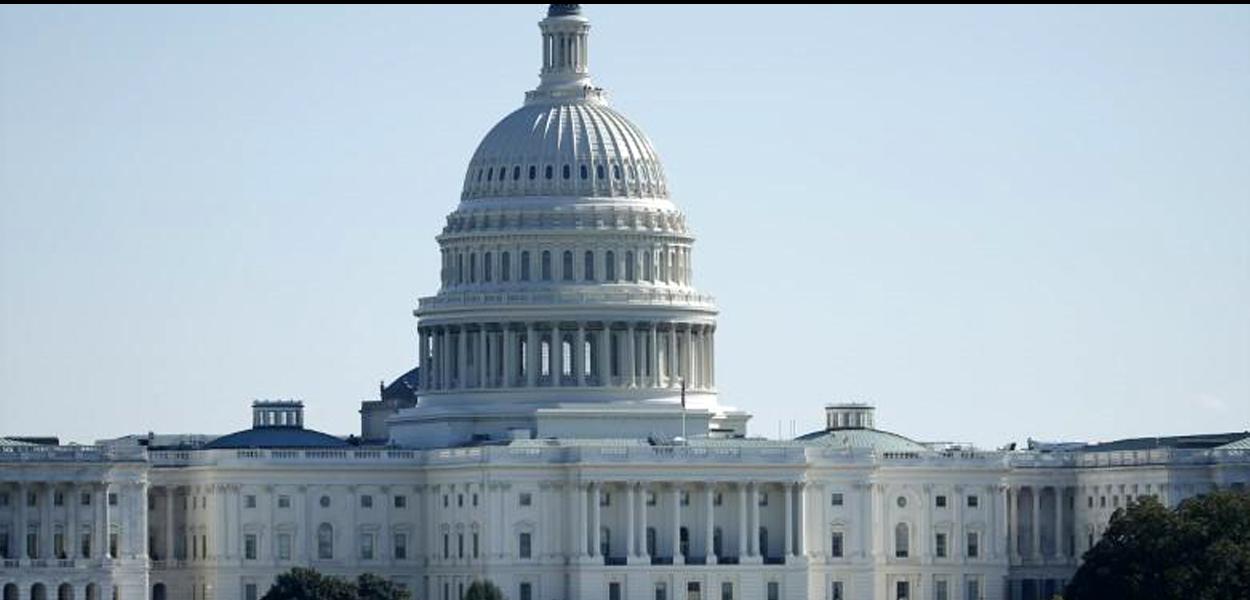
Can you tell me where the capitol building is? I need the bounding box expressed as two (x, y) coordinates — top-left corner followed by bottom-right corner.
(1, 5), (1247, 600)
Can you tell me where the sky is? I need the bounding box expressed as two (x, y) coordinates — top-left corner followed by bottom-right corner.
(1, 5), (1247, 448)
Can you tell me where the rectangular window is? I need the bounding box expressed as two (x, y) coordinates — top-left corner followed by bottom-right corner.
(394, 533), (407, 560)
(244, 534), (257, 560)
(520, 583), (532, 600)
(967, 495), (979, 508)
(80, 533), (91, 558)
(81, 492), (91, 506)
(244, 584), (258, 600)
(831, 492), (843, 507)
(655, 583), (668, 600)
(442, 534), (449, 559)
(687, 581), (702, 600)
(646, 492), (657, 507)
(936, 495), (947, 508)
(473, 532), (479, 559)
(766, 582), (779, 600)
(457, 533), (464, 559)
(277, 533), (291, 560)
(54, 492), (64, 507)
(832, 582), (843, 600)
(361, 495), (373, 509)
(935, 580), (948, 600)
(967, 532), (979, 558)
(277, 495), (290, 509)
(896, 581), (910, 600)
(831, 531), (843, 558)
(108, 493), (118, 506)
(245, 495), (256, 509)
(601, 492), (611, 507)
(109, 532), (118, 559)
(519, 532), (532, 559)
(965, 578), (980, 600)
(361, 533), (374, 560)
(720, 581), (733, 600)
(935, 532), (947, 558)
(519, 493), (532, 507)
(0, 532), (8, 558)
(54, 532), (64, 559)
(394, 495), (407, 509)
(609, 582), (622, 600)
(680, 491), (689, 506)
(759, 492), (769, 507)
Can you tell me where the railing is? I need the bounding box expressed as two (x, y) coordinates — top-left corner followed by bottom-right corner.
(0, 445), (145, 463)
(417, 288), (717, 312)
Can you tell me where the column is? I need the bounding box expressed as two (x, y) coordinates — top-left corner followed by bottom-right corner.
(550, 323), (563, 387)
(456, 326), (468, 389)
(577, 484), (589, 558)
(638, 483), (649, 560)
(164, 487), (175, 562)
(749, 483), (761, 559)
(16, 482), (27, 560)
(671, 485), (683, 565)
(649, 324), (660, 387)
(683, 326), (694, 385)
(737, 484), (748, 560)
(708, 327), (716, 388)
(502, 326), (515, 388)
(575, 323), (586, 386)
(783, 483), (793, 559)
(478, 327), (488, 388)
(796, 482), (807, 557)
(1031, 486), (1041, 560)
(1054, 486), (1064, 560)
(590, 484), (601, 558)
(668, 325), (679, 388)
(102, 483), (112, 561)
(526, 324), (538, 388)
(418, 329), (429, 389)
(626, 483), (636, 559)
(42, 483), (53, 559)
(1006, 486), (1016, 562)
(954, 486), (965, 560)
(704, 484), (716, 564)
(439, 327), (450, 390)
(625, 323), (636, 387)
(598, 324), (612, 387)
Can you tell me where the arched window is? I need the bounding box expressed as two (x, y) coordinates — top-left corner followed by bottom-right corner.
(469, 253), (477, 283)
(583, 251), (595, 281)
(151, 585), (165, 600)
(541, 251), (552, 281)
(580, 164), (588, 179)
(4, 584), (18, 600)
(30, 584), (46, 600)
(475, 168), (482, 182)
(529, 165), (537, 180)
(562, 251), (574, 281)
(484, 252), (493, 282)
(643, 251), (654, 281)
(498, 166), (507, 181)
(456, 253), (464, 284)
(545, 165), (553, 180)
(486, 168), (492, 182)
(318, 523), (334, 559)
(625, 251), (635, 282)
(605, 251), (616, 282)
(513, 166), (521, 180)
(562, 164), (571, 179)
(612, 164), (621, 180)
(520, 251), (531, 281)
(596, 164), (605, 179)
(501, 251), (512, 281)
(895, 523), (909, 558)
(57, 584), (72, 600)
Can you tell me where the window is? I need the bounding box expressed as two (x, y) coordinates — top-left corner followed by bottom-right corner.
(513, 166), (521, 180)
(277, 533), (291, 560)
(244, 584), (258, 600)
(244, 534), (257, 560)
(605, 251), (616, 281)
(484, 252), (493, 282)
(458, 494), (464, 507)
(713, 527), (722, 557)
(443, 534), (449, 559)
(597, 164), (605, 179)
(80, 533), (91, 558)
(758, 528), (768, 558)
(457, 533), (464, 558)
(831, 531), (843, 558)
(967, 531), (979, 558)
(646, 491), (657, 506)
(521, 251), (531, 281)
(502, 251), (511, 281)
(519, 493), (532, 507)
(646, 527), (656, 557)
(679, 527), (690, 558)
(545, 165), (553, 179)
(714, 492), (723, 506)
(529, 165), (537, 180)
(936, 495), (947, 508)
(473, 532), (479, 558)
(935, 580), (948, 600)
(320, 495), (331, 508)
(109, 532), (118, 559)
(600, 492), (611, 507)
(686, 581), (701, 600)
(831, 493), (844, 507)
(655, 583), (668, 600)
(562, 164), (571, 179)
(394, 533), (407, 560)
(897, 581), (910, 600)
(758, 492), (769, 507)
(360, 533), (374, 560)
(720, 582), (733, 600)
(317, 524), (333, 559)
(394, 495), (407, 509)
(519, 532), (532, 559)
(541, 251), (552, 281)
(361, 495), (373, 509)
(54, 492), (64, 507)
(81, 492), (91, 506)
(520, 583), (533, 600)
(1100, 496), (1106, 508)
(108, 493), (118, 506)
(562, 251), (573, 281)
(584, 251), (595, 281)
(766, 582), (780, 600)
(967, 495), (979, 508)
(965, 578), (980, 600)
(935, 532), (947, 558)
(895, 523), (909, 558)
(277, 495), (290, 509)
(580, 165), (589, 180)
(832, 581), (844, 600)
(896, 496), (907, 508)
(625, 251), (635, 281)
(600, 527), (610, 557)
(245, 495), (256, 509)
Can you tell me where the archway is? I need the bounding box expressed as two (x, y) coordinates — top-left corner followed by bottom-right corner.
(3, 583), (18, 600)
(84, 584), (98, 600)
(152, 584), (166, 600)
(58, 583), (74, 600)
(31, 583), (47, 600)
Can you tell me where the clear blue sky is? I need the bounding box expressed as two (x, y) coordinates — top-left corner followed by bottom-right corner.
(2, 5), (1247, 447)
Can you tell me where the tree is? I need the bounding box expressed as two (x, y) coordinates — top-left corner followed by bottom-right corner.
(463, 580), (504, 600)
(356, 573), (411, 600)
(261, 567), (356, 600)
(261, 568), (411, 600)
(1065, 489), (1250, 600)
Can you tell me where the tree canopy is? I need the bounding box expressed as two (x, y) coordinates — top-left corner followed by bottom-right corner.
(464, 580), (504, 600)
(1065, 489), (1250, 600)
(261, 568), (411, 600)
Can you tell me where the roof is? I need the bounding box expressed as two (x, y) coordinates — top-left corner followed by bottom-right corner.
(0, 437), (38, 447)
(204, 427), (351, 450)
(795, 427), (931, 454)
(381, 366), (420, 403)
(1082, 432), (1250, 452)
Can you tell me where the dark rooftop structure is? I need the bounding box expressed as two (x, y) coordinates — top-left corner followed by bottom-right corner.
(204, 401), (350, 450)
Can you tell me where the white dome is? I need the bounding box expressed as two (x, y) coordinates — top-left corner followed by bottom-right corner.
(460, 99), (669, 201)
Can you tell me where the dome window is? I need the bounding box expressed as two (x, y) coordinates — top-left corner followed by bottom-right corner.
(562, 164), (570, 180)
(545, 165), (553, 180)
(529, 166), (537, 180)
(541, 251), (552, 281)
(486, 169), (493, 182)
(498, 166), (507, 181)
(501, 251), (511, 281)
(612, 165), (621, 180)
(562, 251), (574, 281)
(513, 166), (521, 180)
(520, 251), (531, 281)
(580, 165), (588, 180)
(584, 251), (595, 281)
(476, 169), (483, 182)
(596, 164), (605, 179)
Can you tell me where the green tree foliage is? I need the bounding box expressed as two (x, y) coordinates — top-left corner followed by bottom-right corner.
(1065, 489), (1250, 600)
(463, 580), (504, 600)
(261, 568), (410, 600)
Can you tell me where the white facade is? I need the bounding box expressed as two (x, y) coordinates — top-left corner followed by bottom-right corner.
(2, 5), (1248, 600)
